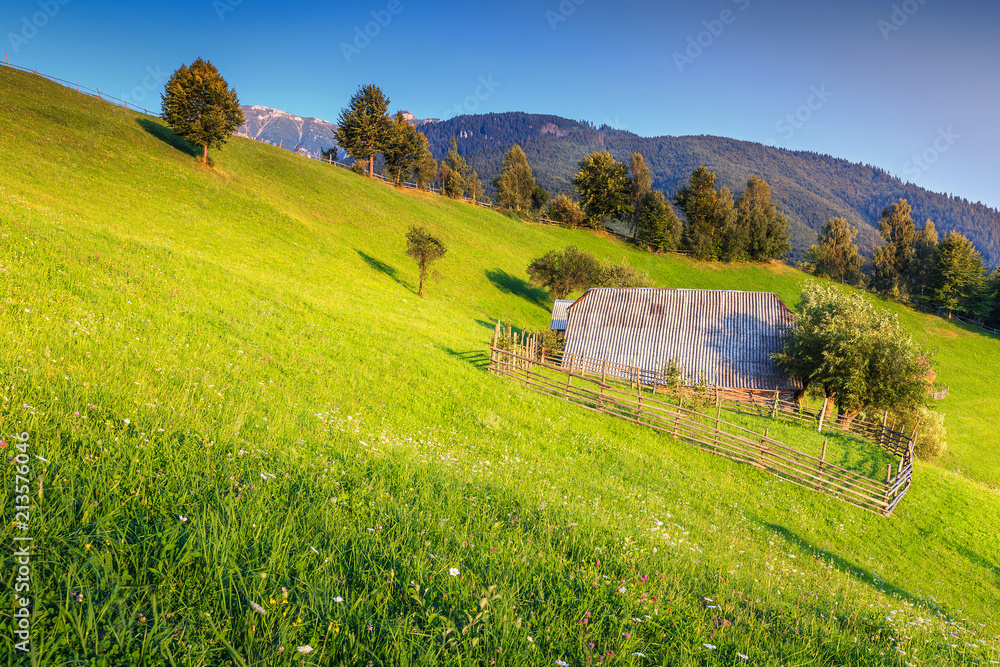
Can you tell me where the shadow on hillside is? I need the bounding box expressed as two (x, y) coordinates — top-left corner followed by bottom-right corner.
(752, 516), (952, 618)
(357, 250), (409, 291)
(948, 540), (1000, 588)
(439, 346), (491, 371)
(485, 269), (549, 310)
(136, 118), (200, 159)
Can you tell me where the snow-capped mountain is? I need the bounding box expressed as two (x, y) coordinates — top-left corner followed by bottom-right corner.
(237, 106), (339, 158)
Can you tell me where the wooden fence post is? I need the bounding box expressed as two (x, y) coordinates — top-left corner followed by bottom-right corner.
(635, 367), (642, 423)
(883, 463), (893, 515)
(819, 438), (828, 489)
(881, 410), (888, 447)
(817, 397), (827, 433)
(771, 389), (780, 418)
(759, 427), (770, 468)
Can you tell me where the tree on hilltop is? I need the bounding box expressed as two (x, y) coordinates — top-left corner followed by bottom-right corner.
(161, 58), (245, 166)
(572, 151), (632, 229)
(382, 111), (424, 185)
(335, 84), (391, 178)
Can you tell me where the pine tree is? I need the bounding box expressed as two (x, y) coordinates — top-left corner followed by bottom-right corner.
(494, 144), (536, 213)
(382, 111), (424, 185)
(929, 231), (986, 317)
(335, 84), (391, 178)
(674, 166), (735, 260)
(467, 170), (487, 204)
(634, 190), (681, 252)
(909, 220), (939, 303)
(161, 58), (245, 166)
(440, 136), (469, 198)
(413, 134), (437, 191)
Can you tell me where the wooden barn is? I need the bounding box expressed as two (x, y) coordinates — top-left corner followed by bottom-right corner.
(561, 288), (802, 400)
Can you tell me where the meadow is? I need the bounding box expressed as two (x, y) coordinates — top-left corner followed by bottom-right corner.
(1, 65), (999, 665)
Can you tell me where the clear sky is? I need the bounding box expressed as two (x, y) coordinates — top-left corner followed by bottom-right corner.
(4, 0), (998, 208)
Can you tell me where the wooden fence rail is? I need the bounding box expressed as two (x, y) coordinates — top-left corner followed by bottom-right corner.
(490, 333), (913, 516)
(530, 346), (918, 459)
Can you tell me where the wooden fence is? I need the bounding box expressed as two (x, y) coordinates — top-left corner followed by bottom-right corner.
(490, 328), (915, 516)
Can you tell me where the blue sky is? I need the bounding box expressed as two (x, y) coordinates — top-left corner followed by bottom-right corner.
(4, 0), (999, 208)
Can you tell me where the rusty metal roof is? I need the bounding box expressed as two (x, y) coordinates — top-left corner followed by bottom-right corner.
(563, 288), (800, 390)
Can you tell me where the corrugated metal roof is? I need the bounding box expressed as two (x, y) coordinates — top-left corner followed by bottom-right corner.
(563, 288), (800, 390)
(550, 299), (575, 331)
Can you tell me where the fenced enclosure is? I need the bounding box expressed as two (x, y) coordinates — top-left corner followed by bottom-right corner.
(490, 325), (917, 516)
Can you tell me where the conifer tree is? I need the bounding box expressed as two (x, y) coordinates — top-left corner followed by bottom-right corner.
(929, 231), (986, 317)
(634, 190), (681, 252)
(382, 111), (424, 185)
(910, 220), (939, 302)
(674, 166), (735, 260)
(161, 58), (245, 165)
(440, 136), (469, 198)
(413, 134), (437, 191)
(335, 84), (391, 178)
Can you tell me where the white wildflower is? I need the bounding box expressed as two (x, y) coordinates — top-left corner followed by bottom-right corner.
(449, 567), (460, 577)
(296, 645), (314, 654)
(249, 601), (267, 615)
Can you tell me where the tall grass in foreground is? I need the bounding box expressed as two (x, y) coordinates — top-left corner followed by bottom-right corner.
(0, 65), (998, 665)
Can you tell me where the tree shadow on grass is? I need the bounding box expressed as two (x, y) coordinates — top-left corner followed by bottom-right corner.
(749, 514), (952, 619)
(485, 268), (549, 310)
(356, 250), (410, 291)
(136, 118), (200, 159)
(438, 346), (491, 371)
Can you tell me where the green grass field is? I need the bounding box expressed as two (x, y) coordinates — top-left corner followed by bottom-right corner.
(2, 65), (999, 665)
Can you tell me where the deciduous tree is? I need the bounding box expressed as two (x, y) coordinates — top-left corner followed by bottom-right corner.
(871, 198), (916, 300)
(406, 225), (447, 297)
(629, 153), (653, 236)
(161, 58), (245, 165)
(773, 283), (930, 423)
(335, 84), (391, 178)
(494, 144), (536, 213)
(737, 176), (790, 262)
(440, 136), (468, 198)
(526, 246), (600, 299)
(674, 166), (735, 260)
(572, 151), (633, 229)
(546, 194), (585, 228)
(806, 217), (864, 285)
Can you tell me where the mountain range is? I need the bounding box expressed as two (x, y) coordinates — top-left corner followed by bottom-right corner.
(238, 105), (1000, 265)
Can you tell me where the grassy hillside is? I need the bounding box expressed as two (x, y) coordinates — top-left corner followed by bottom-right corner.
(1, 65), (999, 665)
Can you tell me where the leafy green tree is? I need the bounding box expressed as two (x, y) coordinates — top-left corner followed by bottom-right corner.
(572, 151), (633, 229)
(909, 220), (938, 302)
(806, 217), (865, 285)
(526, 246), (600, 299)
(405, 225), (447, 297)
(381, 112), (424, 185)
(413, 134), (437, 190)
(494, 144), (536, 213)
(737, 176), (790, 262)
(871, 198), (916, 300)
(546, 194), (585, 228)
(629, 153), (653, 236)
(634, 190), (681, 252)
(674, 166), (736, 260)
(440, 136), (469, 198)
(773, 283), (930, 423)
(335, 84), (391, 179)
(161, 58), (245, 166)
(929, 231), (986, 317)
(597, 258), (654, 288)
